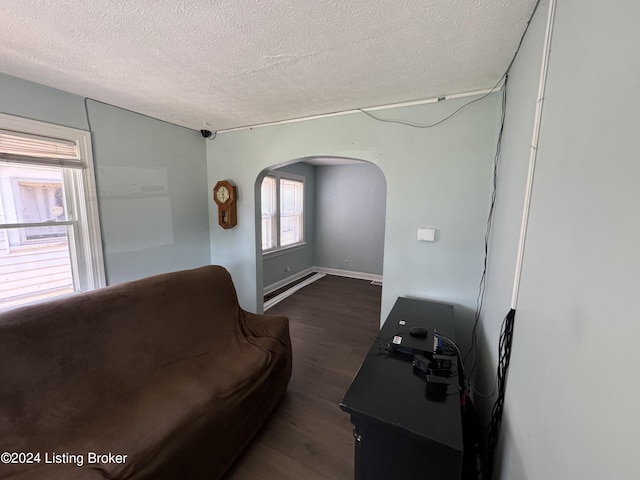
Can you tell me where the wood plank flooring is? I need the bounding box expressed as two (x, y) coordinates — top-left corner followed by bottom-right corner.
(223, 275), (382, 480)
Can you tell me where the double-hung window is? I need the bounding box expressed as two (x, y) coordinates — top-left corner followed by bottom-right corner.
(0, 113), (105, 310)
(261, 173), (304, 253)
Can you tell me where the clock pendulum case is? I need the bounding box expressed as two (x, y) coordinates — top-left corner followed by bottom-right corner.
(212, 180), (237, 229)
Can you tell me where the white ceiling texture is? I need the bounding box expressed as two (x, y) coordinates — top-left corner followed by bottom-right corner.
(0, 0), (538, 132)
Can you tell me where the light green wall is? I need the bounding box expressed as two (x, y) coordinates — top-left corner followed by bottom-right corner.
(207, 95), (502, 332)
(0, 73), (210, 284)
(0, 72), (88, 130)
(481, 1), (640, 478)
(85, 100), (210, 284)
(315, 162), (387, 275)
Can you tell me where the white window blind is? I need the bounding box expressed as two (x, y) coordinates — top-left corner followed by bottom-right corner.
(0, 129), (82, 168)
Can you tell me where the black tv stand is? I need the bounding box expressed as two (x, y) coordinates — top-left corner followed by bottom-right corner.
(340, 297), (463, 480)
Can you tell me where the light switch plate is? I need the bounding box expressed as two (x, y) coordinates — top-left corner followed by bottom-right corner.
(417, 228), (436, 242)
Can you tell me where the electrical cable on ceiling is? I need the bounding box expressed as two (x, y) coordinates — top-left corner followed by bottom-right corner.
(83, 97), (187, 129)
(358, 86), (500, 129)
(358, 0), (543, 132)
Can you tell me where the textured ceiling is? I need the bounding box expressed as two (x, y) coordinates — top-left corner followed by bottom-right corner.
(0, 0), (537, 132)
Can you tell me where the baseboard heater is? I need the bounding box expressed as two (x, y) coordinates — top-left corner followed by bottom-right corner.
(263, 272), (326, 311)
(263, 268), (383, 311)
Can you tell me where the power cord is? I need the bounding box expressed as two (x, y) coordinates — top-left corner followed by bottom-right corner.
(465, 0), (542, 391)
(464, 73), (508, 385)
(486, 309), (516, 477)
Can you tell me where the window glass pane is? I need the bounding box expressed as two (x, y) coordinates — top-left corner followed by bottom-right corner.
(280, 178), (303, 247)
(261, 176), (277, 250)
(18, 181), (65, 222)
(0, 161), (75, 309)
(0, 226), (74, 310)
(0, 164), (67, 245)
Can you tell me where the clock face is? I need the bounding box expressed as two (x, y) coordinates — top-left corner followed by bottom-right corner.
(216, 185), (230, 203)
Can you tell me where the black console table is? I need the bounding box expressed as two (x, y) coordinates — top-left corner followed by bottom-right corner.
(340, 297), (463, 480)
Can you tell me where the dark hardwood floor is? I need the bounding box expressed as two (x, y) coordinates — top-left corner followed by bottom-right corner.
(223, 275), (381, 480)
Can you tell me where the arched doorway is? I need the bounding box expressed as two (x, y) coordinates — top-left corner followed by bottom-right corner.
(254, 156), (387, 312)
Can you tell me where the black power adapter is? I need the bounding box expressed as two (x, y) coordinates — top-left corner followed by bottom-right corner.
(430, 354), (453, 377)
(413, 354), (451, 400)
(426, 375), (448, 396)
(412, 354), (430, 374)
(413, 353), (453, 378)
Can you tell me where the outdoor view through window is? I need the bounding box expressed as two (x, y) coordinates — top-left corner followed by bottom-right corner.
(261, 174), (304, 252)
(0, 163), (74, 309)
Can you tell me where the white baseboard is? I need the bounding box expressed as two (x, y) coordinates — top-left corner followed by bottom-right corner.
(313, 267), (383, 284)
(263, 267), (316, 295)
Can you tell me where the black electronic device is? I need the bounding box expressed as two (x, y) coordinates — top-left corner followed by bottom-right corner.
(409, 327), (428, 337)
(412, 354), (430, 374)
(388, 330), (433, 357)
(431, 354), (453, 373)
(426, 374), (449, 400)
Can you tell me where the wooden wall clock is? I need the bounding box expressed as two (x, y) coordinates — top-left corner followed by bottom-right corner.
(213, 180), (237, 229)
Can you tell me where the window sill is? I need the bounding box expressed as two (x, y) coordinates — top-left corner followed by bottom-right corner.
(263, 242), (307, 259)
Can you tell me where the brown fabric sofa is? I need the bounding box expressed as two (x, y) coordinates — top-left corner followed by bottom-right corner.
(0, 265), (292, 480)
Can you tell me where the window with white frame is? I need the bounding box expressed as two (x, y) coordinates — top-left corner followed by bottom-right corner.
(261, 173), (304, 252)
(0, 113), (105, 310)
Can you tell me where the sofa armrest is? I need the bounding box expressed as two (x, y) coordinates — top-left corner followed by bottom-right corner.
(241, 311), (292, 376)
(241, 310), (289, 340)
